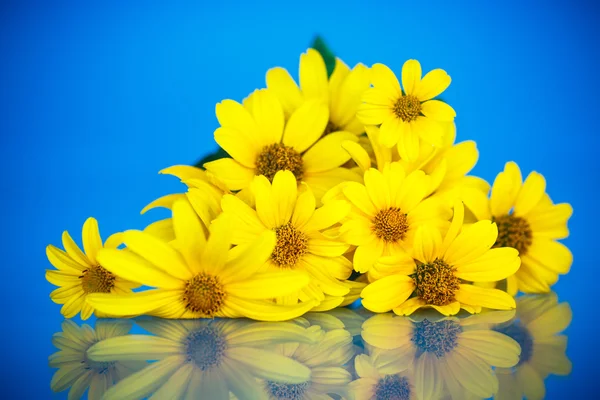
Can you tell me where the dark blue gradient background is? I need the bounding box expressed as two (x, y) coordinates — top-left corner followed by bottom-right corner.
(1, 1), (597, 398)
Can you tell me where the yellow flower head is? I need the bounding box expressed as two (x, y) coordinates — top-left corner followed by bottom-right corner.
(266, 48), (371, 135)
(88, 318), (317, 400)
(358, 60), (456, 162)
(337, 162), (451, 277)
(361, 201), (520, 316)
(203, 88), (361, 202)
(49, 319), (146, 399)
(462, 161), (573, 294)
(46, 217), (139, 320)
(361, 311), (521, 399)
(85, 197), (317, 321)
(220, 170), (354, 311)
(494, 293), (572, 400)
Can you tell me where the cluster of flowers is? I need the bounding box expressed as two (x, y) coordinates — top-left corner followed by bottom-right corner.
(46, 47), (573, 321)
(50, 295), (571, 400)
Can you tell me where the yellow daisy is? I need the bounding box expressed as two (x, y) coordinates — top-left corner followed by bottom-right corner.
(462, 161), (573, 294)
(361, 311), (521, 399)
(357, 60), (456, 162)
(141, 164), (228, 227)
(256, 328), (355, 400)
(336, 161), (451, 277)
(86, 198), (317, 321)
(361, 201), (520, 316)
(46, 217), (139, 320)
(266, 48), (371, 135)
(203, 88), (361, 202)
(49, 320), (146, 400)
(494, 293), (572, 400)
(88, 318), (317, 399)
(220, 170), (354, 311)
(350, 352), (417, 400)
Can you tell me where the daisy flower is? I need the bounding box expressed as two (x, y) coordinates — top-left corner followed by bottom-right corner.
(361, 201), (520, 316)
(336, 162), (451, 277)
(350, 352), (417, 400)
(49, 320), (146, 400)
(203, 88), (361, 203)
(88, 318), (317, 400)
(357, 60), (456, 162)
(266, 48), (371, 135)
(462, 161), (573, 294)
(46, 217), (139, 320)
(361, 312), (521, 399)
(493, 293), (572, 400)
(85, 197), (317, 321)
(220, 170), (354, 311)
(256, 328), (355, 400)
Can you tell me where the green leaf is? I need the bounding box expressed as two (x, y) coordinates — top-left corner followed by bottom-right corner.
(311, 35), (336, 78)
(194, 147), (229, 169)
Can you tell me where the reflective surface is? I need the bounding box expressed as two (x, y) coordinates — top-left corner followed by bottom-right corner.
(49, 294), (571, 399)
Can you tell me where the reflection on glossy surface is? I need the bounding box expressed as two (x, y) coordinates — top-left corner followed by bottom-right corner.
(48, 297), (572, 399)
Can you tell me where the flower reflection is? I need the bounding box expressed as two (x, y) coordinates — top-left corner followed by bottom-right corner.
(49, 320), (146, 400)
(493, 293), (572, 400)
(361, 311), (521, 399)
(350, 351), (417, 400)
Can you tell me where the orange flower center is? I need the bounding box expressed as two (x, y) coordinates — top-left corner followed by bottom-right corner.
(271, 223), (308, 268)
(183, 273), (226, 316)
(492, 214), (533, 255)
(393, 95), (422, 122)
(80, 265), (115, 294)
(372, 207), (409, 242)
(255, 143), (304, 183)
(413, 259), (460, 306)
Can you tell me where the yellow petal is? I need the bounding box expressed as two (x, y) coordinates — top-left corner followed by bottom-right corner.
(527, 202), (572, 239)
(46, 246), (85, 273)
(227, 271), (310, 299)
(300, 255), (351, 297)
(527, 238), (572, 274)
(227, 347), (311, 383)
(415, 352), (443, 400)
(420, 100), (456, 121)
(223, 230), (276, 283)
(283, 99), (329, 153)
(246, 88), (284, 144)
(299, 48), (329, 100)
(461, 186), (492, 221)
(440, 200), (465, 255)
(96, 248), (183, 289)
(341, 217), (376, 246)
(143, 218), (175, 242)
(122, 230), (192, 280)
(364, 168), (390, 210)
(343, 182), (377, 217)
(204, 158), (254, 191)
(215, 99), (261, 146)
(86, 290), (182, 316)
(455, 284), (516, 310)
(414, 68), (451, 101)
(353, 239), (385, 273)
(357, 101), (392, 125)
(266, 67), (303, 118)
(82, 217), (103, 264)
(371, 63), (401, 100)
(301, 200), (350, 232)
(401, 59), (422, 95)
(455, 247), (520, 282)
(291, 184), (316, 228)
(514, 171), (546, 216)
(412, 225), (442, 263)
(159, 164), (208, 181)
(303, 132), (358, 173)
(306, 233), (350, 258)
(172, 199), (206, 274)
(251, 174), (278, 229)
(61, 231), (92, 267)
(490, 162), (522, 216)
(220, 194), (266, 244)
(412, 117), (445, 147)
(444, 221), (497, 265)
(226, 296), (318, 321)
(272, 170), (298, 227)
(458, 330), (520, 368)
(396, 121), (420, 162)
(342, 140), (372, 172)
(88, 335), (182, 361)
(46, 269), (79, 287)
(214, 127), (259, 168)
(331, 63), (371, 127)
(200, 216), (233, 273)
(361, 275), (415, 313)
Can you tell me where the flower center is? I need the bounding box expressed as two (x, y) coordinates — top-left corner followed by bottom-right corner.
(372, 207), (409, 242)
(79, 265), (116, 294)
(374, 375), (411, 400)
(182, 273), (226, 316)
(492, 214), (533, 255)
(256, 143), (304, 183)
(184, 325), (227, 370)
(494, 322), (534, 366)
(413, 259), (460, 306)
(266, 381), (310, 400)
(271, 223), (308, 268)
(393, 95), (422, 122)
(411, 319), (462, 357)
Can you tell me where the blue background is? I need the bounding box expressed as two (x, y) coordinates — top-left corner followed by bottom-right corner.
(1, 0), (597, 398)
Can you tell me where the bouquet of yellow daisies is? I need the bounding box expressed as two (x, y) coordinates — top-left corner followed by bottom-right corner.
(45, 39), (573, 321)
